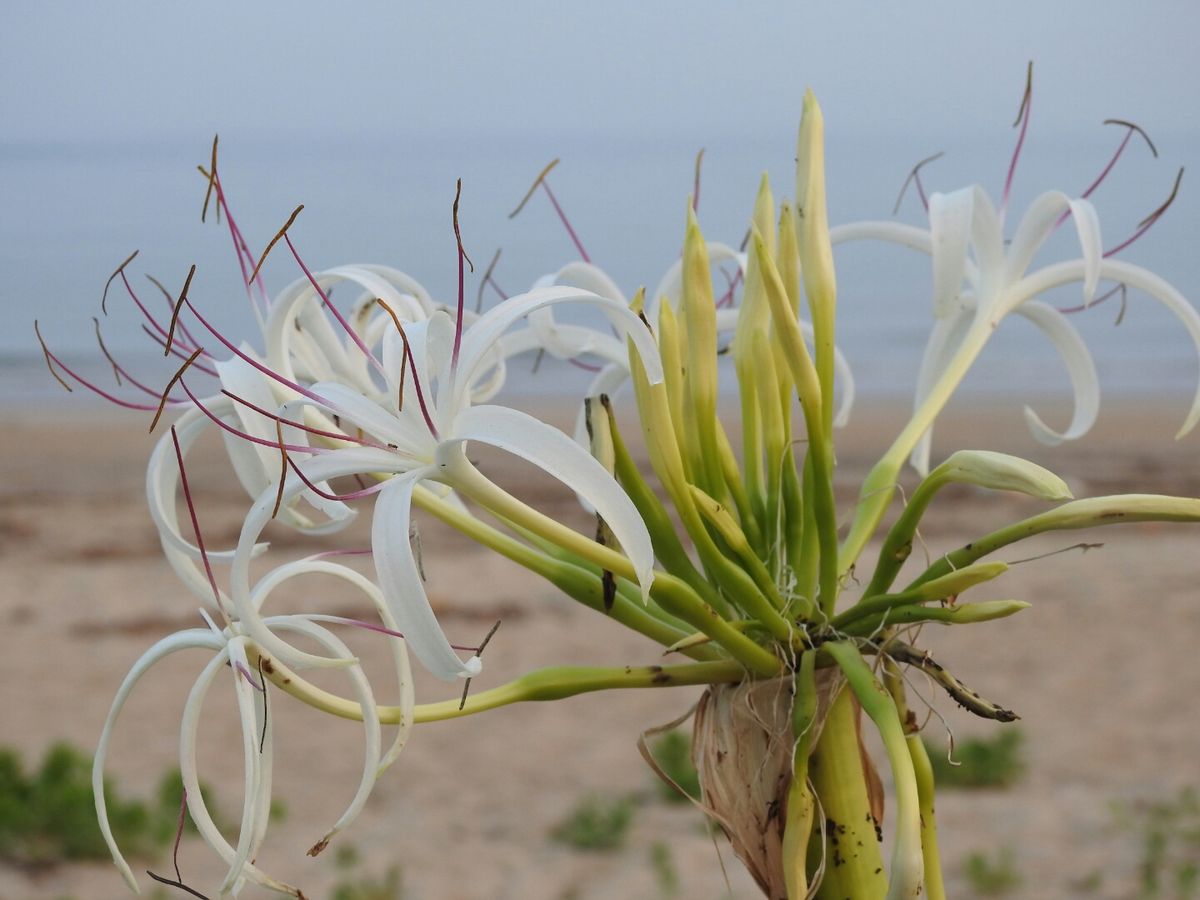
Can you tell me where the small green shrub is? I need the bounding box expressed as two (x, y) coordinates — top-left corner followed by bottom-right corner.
(649, 839), (679, 896)
(1113, 786), (1200, 898)
(649, 730), (701, 803)
(550, 794), (637, 851)
(0, 743), (219, 867)
(963, 847), (1022, 895)
(331, 865), (404, 900)
(925, 728), (1025, 789)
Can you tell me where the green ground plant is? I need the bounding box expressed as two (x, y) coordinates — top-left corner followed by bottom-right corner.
(1113, 786), (1200, 898)
(924, 728), (1026, 789)
(962, 847), (1022, 895)
(550, 794), (638, 851)
(649, 729), (702, 803)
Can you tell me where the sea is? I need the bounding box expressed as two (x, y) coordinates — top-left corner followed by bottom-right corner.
(5, 128), (1199, 416)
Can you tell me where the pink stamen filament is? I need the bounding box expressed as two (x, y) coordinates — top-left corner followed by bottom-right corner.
(1102, 168), (1184, 258)
(716, 267), (744, 309)
(37, 332), (169, 411)
(308, 614), (481, 653)
(1057, 282), (1126, 316)
(119, 270), (206, 358)
(182, 296), (333, 406)
(541, 181), (591, 263)
(282, 233), (388, 381)
(235, 661), (266, 692)
(285, 456), (386, 502)
(179, 380), (325, 454)
(170, 425), (222, 607)
(219, 388), (382, 448)
(205, 165), (271, 313)
(1001, 64), (1034, 217)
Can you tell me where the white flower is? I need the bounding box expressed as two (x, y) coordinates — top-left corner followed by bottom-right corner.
(94, 556), (414, 898)
(218, 286), (664, 682)
(832, 184), (1200, 473)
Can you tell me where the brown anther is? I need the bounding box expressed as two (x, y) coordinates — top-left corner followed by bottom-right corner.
(1103, 119), (1158, 158)
(307, 838), (330, 857)
(452, 178), (474, 272)
(101, 249), (139, 314)
(163, 264), (197, 357)
(458, 619), (502, 711)
(509, 158), (560, 218)
(200, 135), (219, 223)
(250, 204), (305, 285)
(1012, 60), (1033, 128)
(692, 147), (706, 212)
(892, 151), (946, 215)
(150, 347), (204, 432)
(92, 318), (122, 385)
(271, 420), (288, 520)
(476, 247), (502, 313)
(34, 321), (72, 393)
(373, 297), (410, 411)
(146, 870), (212, 900)
(1137, 166), (1184, 229)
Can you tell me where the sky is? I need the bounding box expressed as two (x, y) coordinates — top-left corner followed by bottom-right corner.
(4, 3), (1199, 146)
(4, 2), (1200, 406)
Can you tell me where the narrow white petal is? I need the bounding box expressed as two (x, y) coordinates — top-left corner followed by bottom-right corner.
(454, 286), (663, 412)
(1011, 258), (1200, 436)
(179, 648), (300, 896)
(252, 560), (414, 774)
(220, 638), (265, 894)
(1012, 301), (1100, 445)
(372, 471), (482, 680)
(94, 630), (223, 893)
(266, 617), (382, 850)
(231, 449), (403, 669)
(450, 404), (656, 600)
(928, 189), (975, 317)
(1002, 191), (1102, 305)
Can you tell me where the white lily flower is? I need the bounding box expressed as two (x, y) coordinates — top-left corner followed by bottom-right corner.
(94, 554), (412, 897)
(222, 285), (663, 682)
(831, 178), (1200, 474)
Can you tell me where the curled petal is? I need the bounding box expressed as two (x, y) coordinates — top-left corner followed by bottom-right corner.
(94, 630), (224, 893)
(373, 470), (481, 680)
(264, 617), (382, 853)
(1003, 191), (1102, 306)
(1012, 301), (1100, 446)
(449, 404), (656, 601)
(179, 647), (301, 896)
(1013, 258), (1200, 437)
(220, 638), (268, 893)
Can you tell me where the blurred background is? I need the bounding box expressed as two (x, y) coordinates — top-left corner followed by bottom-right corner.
(4, 4), (1200, 899)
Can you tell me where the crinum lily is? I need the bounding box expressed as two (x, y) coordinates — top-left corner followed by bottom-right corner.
(97, 428), (415, 898)
(208, 285), (664, 681)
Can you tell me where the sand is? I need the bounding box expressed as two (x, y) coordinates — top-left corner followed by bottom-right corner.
(3, 396), (1199, 899)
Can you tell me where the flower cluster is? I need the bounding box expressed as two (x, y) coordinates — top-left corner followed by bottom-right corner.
(41, 73), (1200, 899)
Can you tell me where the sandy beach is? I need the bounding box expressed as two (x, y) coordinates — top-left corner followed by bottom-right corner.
(3, 395), (1199, 900)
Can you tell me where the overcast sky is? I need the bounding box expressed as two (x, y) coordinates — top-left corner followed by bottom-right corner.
(4, 2), (1198, 146)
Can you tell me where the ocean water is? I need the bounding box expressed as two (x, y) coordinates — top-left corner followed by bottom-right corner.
(5, 129), (1199, 414)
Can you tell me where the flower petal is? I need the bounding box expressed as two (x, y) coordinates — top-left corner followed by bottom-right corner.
(929, 188), (975, 317)
(264, 616), (382, 851)
(449, 404), (655, 600)
(93, 629), (224, 893)
(908, 312), (973, 474)
(1012, 258), (1200, 437)
(1003, 191), (1102, 305)
(372, 470), (482, 680)
(1011, 300), (1100, 445)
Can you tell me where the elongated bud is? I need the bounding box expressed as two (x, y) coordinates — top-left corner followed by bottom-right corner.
(910, 560), (1008, 602)
(937, 449), (1072, 500)
(796, 89), (837, 430)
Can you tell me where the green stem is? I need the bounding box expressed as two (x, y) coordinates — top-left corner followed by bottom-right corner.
(258, 655), (746, 724)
